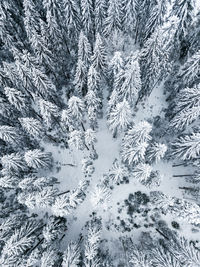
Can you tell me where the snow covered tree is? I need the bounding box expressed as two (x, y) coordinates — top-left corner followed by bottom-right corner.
(108, 99), (132, 137)
(61, 109), (73, 131)
(122, 0), (137, 36)
(87, 65), (100, 92)
(109, 159), (129, 184)
(24, 149), (53, 169)
(146, 142), (167, 163)
(109, 51), (124, 78)
(41, 248), (59, 267)
(138, 27), (171, 102)
(94, 0), (107, 34)
(90, 183), (111, 209)
(84, 219), (102, 267)
(92, 33), (107, 72)
(172, 133), (200, 160)
(39, 98), (60, 127)
(85, 89), (101, 129)
(129, 248), (152, 266)
(0, 125), (22, 145)
(0, 220), (39, 266)
(1, 152), (26, 174)
(104, 0), (123, 36)
(74, 59), (87, 96)
(23, 0), (40, 40)
(85, 128), (97, 147)
(81, 0), (94, 36)
(4, 87), (28, 113)
(68, 130), (86, 150)
(176, 50), (200, 88)
(143, 0), (168, 42)
(119, 53), (141, 104)
(121, 141), (148, 166)
(62, 0), (81, 38)
(123, 121), (152, 144)
(68, 96), (85, 125)
(170, 0), (195, 39)
(132, 163), (152, 184)
(32, 68), (56, 98)
(43, 216), (66, 245)
(19, 117), (44, 139)
(170, 84), (200, 131)
(78, 31), (92, 68)
(62, 241), (81, 267)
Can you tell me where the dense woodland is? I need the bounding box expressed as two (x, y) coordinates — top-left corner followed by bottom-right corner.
(0, 0), (200, 266)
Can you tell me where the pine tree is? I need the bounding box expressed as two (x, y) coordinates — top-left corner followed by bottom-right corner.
(146, 142), (167, 163)
(143, 0), (168, 42)
(68, 96), (85, 123)
(85, 129), (97, 147)
(94, 0), (107, 34)
(62, 0), (81, 38)
(23, 0), (40, 40)
(121, 141), (148, 165)
(132, 163), (152, 184)
(109, 159), (129, 183)
(43, 216), (66, 244)
(78, 31), (92, 67)
(39, 98), (60, 127)
(92, 33), (107, 72)
(138, 27), (171, 102)
(104, 0), (123, 36)
(1, 152), (26, 174)
(87, 65), (100, 92)
(123, 121), (152, 144)
(109, 51), (124, 78)
(176, 50), (200, 88)
(170, 0), (195, 39)
(119, 53), (141, 104)
(122, 0), (137, 36)
(172, 133), (200, 160)
(80, 0), (94, 36)
(41, 248), (59, 267)
(62, 241), (81, 266)
(84, 219), (102, 267)
(108, 99), (132, 137)
(24, 149), (53, 169)
(68, 130), (85, 150)
(4, 87), (29, 113)
(19, 117), (45, 138)
(74, 59), (87, 96)
(91, 183), (111, 209)
(0, 125), (21, 145)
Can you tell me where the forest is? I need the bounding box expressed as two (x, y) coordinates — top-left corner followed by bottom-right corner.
(0, 0), (200, 266)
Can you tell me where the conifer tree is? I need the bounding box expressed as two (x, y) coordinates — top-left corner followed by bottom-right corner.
(62, 0), (81, 38)
(62, 241), (81, 266)
(119, 53), (141, 104)
(108, 99), (132, 137)
(19, 117), (45, 139)
(172, 133), (200, 160)
(1, 152), (27, 174)
(81, 0), (94, 36)
(104, 0), (123, 36)
(78, 31), (92, 67)
(92, 33), (107, 72)
(4, 87), (29, 113)
(94, 0), (107, 34)
(24, 149), (53, 169)
(39, 98), (60, 127)
(122, 0), (137, 36)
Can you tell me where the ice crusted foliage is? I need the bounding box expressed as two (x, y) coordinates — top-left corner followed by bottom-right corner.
(132, 163), (152, 184)
(109, 159), (129, 183)
(62, 241), (81, 266)
(146, 142), (167, 163)
(19, 117), (44, 138)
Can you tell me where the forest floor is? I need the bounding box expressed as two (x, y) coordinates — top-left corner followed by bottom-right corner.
(41, 82), (200, 255)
